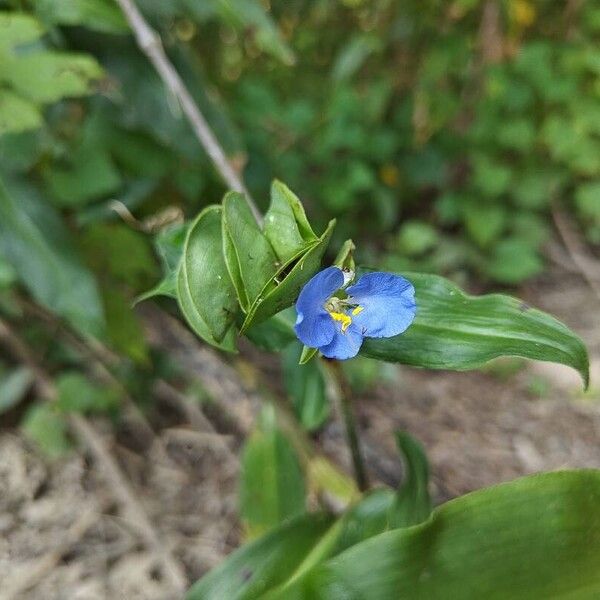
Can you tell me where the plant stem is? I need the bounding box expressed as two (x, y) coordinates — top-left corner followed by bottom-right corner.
(327, 360), (369, 492)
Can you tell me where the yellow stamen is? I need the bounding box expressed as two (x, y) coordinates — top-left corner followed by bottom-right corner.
(330, 311), (352, 332)
(352, 305), (364, 316)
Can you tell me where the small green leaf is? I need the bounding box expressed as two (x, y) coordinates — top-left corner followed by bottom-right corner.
(136, 222), (187, 302)
(486, 238), (544, 284)
(185, 513), (335, 600)
(0, 90), (42, 134)
(46, 147), (121, 207)
(388, 431), (432, 528)
(22, 403), (71, 459)
(299, 346), (319, 365)
(333, 239), (356, 272)
(32, 0), (128, 33)
(464, 204), (506, 248)
(283, 343), (330, 431)
(264, 180), (318, 263)
(396, 221), (438, 256)
(575, 182), (600, 225)
(283, 470), (600, 599)
(56, 372), (119, 414)
(3, 51), (103, 104)
(209, 0), (296, 65)
(360, 271), (589, 387)
(222, 191), (278, 310)
(0, 367), (33, 414)
(240, 406), (306, 537)
(181, 206), (239, 342)
(102, 288), (149, 365)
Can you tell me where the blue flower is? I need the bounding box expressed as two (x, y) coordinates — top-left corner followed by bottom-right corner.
(294, 266), (417, 360)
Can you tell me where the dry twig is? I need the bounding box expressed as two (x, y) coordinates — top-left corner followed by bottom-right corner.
(113, 0), (262, 224)
(0, 318), (188, 595)
(552, 205), (600, 304)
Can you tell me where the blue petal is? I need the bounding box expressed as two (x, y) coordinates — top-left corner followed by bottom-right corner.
(346, 272), (416, 339)
(319, 323), (364, 360)
(294, 266), (344, 348)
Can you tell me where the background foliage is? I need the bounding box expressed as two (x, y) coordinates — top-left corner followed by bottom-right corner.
(0, 1), (598, 596)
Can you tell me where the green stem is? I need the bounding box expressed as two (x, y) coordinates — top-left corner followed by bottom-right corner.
(327, 360), (369, 492)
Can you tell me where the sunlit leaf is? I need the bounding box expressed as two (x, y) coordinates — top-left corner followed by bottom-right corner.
(32, 0), (128, 33)
(264, 180), (318, 263)
(281, 470), (600, 599)
(360, 271), (589, 387)
(176, 207), (238, 351)
(181, 206), (239, 342)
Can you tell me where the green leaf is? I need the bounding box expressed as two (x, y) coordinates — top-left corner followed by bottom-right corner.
(0, 12), (103, 130)
(176, 249), (237, 353)
(464, 204), (506, 248)
(388, 432), (432, 528)
(299, 346), (319, 365)
(240, 406), (306, 538)
(332, 34), (382, 81)
(240, 219), (335, 331)
(333, 239), (356, 272)
(0, 177), (105, 336)
(185, 513), (335, 600)
(81, 223), (156, 288)
(575, 182), (600, 225)
(283, 343), (329, 431)
(21, 403), (71, 459)
(3, 51), (103, 104)
(181, 206), (239, 342)
(32, 0), (128, 33)
(0, 254), (16, 288)
(102, 288), (149, 365)
(0, 90), (42, 135)
(222, 191), (278, 311)
(56, 372), (119, 414)
(332, 489), (395, 555)
(282, 470), (600, 599)
(207, 0), (295, 65)
(264, 180), (318, 263)
(46, 146), (122, 207)
(0, 367), (33, 414)
(396, 221), (438, 256)
(360, 271), (589, 387)
(486, 238), (544, 284)
(136, 222), (187, 302)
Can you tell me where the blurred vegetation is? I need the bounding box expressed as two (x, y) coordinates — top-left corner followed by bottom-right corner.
(0, 0), (598, 452)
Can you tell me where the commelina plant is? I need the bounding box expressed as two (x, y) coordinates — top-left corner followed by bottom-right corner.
(138, 181), (596, 599)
